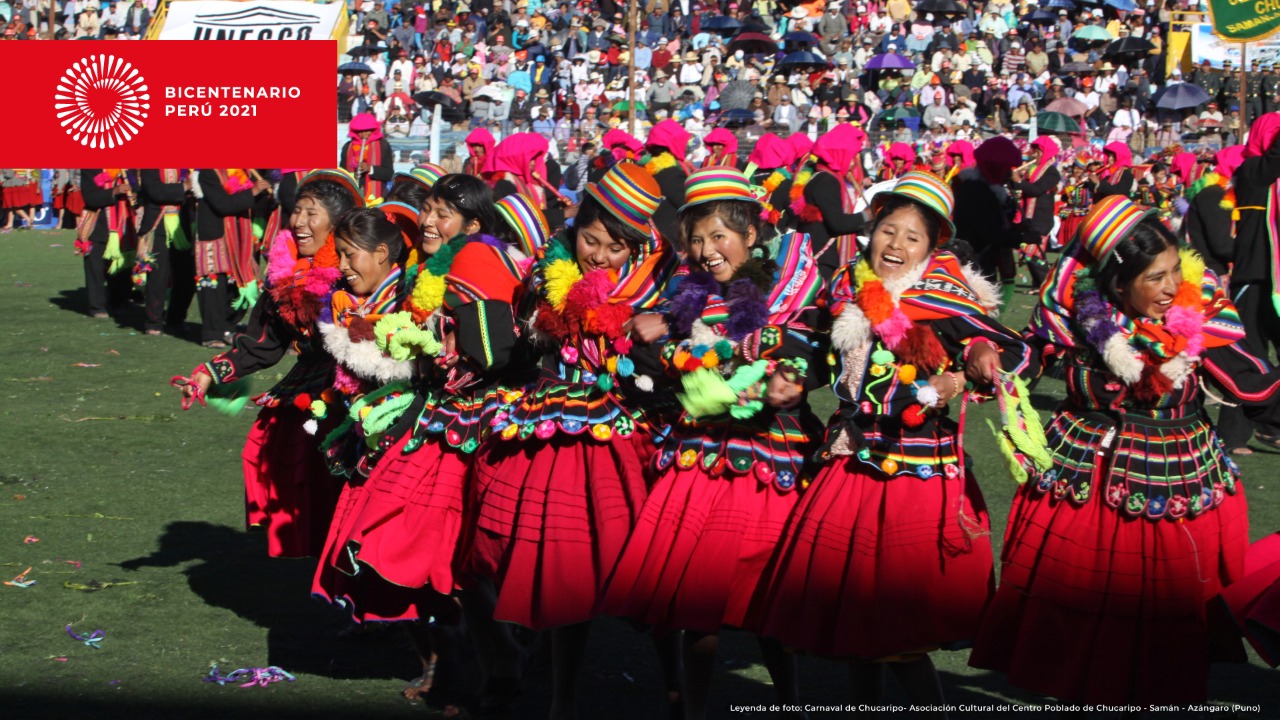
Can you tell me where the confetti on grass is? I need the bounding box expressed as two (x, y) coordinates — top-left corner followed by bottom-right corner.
(205, 663), (296, 688)
(5, 567), (35, 588)
(65, 625), (105, 649)
(64, 580), (139, 592)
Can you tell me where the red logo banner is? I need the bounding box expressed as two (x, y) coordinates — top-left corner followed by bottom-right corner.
(0, 41), (336, 168)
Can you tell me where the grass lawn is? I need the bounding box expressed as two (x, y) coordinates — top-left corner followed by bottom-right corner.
(1, 228), (1278, 719)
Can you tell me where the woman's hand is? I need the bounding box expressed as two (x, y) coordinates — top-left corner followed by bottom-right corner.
(964, 341), (1001, 385)
(625, 313), (668, 343)
(926, 372), (966, 408)
(437, 331), (459, 369)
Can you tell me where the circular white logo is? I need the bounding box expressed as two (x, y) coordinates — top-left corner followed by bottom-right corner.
(55, 54), (150, 149)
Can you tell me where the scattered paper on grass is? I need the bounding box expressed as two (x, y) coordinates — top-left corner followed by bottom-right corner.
(60, 415), (175, 423)
(11, 495), (25, 502)
(23, 535), (39, 544)
(27, 513), (132, 521)
(8, 377), (53, 383)
(106, 350), (120, 356)
(5, 567), (35, 588)
(65, 624), (105, 649)
(64, 580), (140, 592)
(205, 663), (296, 688)
(71, 363), (101, 368)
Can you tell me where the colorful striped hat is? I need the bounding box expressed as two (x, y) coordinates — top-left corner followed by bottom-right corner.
(496, 193), (551, 258)
(379, 200), (423, 248)
(1078, 195), (1158, 265)
(392, 163), (447, 193)
(299, 168), (364, 208)
(680, 166), (760, 211)
(870, 171), (956, 244)
(586, 161), (661, 236)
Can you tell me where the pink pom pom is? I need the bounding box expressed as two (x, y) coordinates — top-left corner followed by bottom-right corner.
(566, 268), (614, 308)
(874, 309), (913, 349)
(303, 267), (342, 296)
(266, 231), (298, 286)
(333, 365), (362, 394)
(1163, 305), (1205, 357)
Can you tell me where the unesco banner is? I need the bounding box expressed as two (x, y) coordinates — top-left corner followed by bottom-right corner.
(158, 1), (345, 41)
(0, 41), (336, 168)
(1207, 0), (1280, 42)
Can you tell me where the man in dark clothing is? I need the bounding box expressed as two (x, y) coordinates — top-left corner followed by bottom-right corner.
(138, 170), (195, 335)
(193, 170), (275, 347)
(78, 169), (134, 318)
(1263, 65), (1280, 114)
(951, 138), (1022, 306)
(1218, 123), (1280, 452)
(1191, 59), (1223, 109)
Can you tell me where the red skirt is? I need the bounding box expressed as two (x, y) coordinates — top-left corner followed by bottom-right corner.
(241, 404), (341, 559)
(1057, 214), (1087, 248)
(312, 474), (458, 624)
(3, 182), (42, 209)
(970, 484), (1249, 705)
(327, 431), (467, 593)
(1220, 532), (1280, 667)
(758, 459), (993, 659)
(600, 465), (799, 635)
(54, 188), (84, 215)
(465, 433), (650, 631)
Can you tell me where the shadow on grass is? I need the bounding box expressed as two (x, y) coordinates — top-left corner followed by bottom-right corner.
(117, 521), (418, 683)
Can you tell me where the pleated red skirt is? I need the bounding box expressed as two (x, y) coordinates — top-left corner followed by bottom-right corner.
(2, 182), (41, 209)
(1220, 532), (1280, 667)
(970, 485), (1249, 705)
(1058, 214), (1087, 248)
(465, 432), (651, 631)
(758, 459), (994, 659)
(328, 431), (467, 593)
(600, 465), (799, 635)
(312, 470), (458, 625)
(241, 404), (341, 558)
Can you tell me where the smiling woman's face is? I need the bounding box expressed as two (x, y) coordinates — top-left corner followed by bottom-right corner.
(868, 204), (934, 281)
(574, 219), (632, 273)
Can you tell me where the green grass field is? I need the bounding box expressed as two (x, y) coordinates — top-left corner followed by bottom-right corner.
(2, 228), (1278, 719)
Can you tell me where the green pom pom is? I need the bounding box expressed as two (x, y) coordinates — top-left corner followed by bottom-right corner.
(205, 379), (252, 417)
(678, 368), (738, 418)
(596, 374), (615, 392)
(713, 339), (734, 361)
(871, 348), (896, 366)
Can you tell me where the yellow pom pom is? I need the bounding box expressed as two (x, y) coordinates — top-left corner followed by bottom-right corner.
(310, 400), (327, 417)
(544, 258), (583, 311)
(870, 364), (886, 377)
(591, 424), (613, 441)
(358, 406), (373, 420)
(1179, 247), (1206, 285)
(880, 458), (899, 475)
(502, 423), (520, 440)
(898, 364), (917, 384)
(412, 272), (447, 314)
(702, 352), (720, 369)
(606, 357), (618, 373)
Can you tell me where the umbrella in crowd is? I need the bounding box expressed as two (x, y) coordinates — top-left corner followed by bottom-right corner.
(884, 105), (921, 121)
(1043, 0), (1077, 8)
(913, 0), (967, 16)
(1045, 97), (1089, 116)
(1103, 0), (1139, 10)
(718, 108), (758, 127)
(338, 62), (373, 74)
(413, 91), (457, 109)
(728, 32), (777, 55)
(738, 21), (771, 34)
(781, 31), (820, 47)
(1155, 83), (1212, 110)
(865, 52), (916, 70)
(1021, 9), (1059, 24)
(776, 51), (829, 70)
(1072, 25), (1112, 42)
(1105, 36), (1155, 57)
(703, 16), (742, 35)
(472, 84), (508, 101)
(347, 44), (387, 58)
(1036, 111), (1082, 134)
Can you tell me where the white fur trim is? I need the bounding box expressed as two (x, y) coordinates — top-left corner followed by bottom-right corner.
(319, 321), (414, 384)
(961, 262), (1002, 317)
(689, 320), (721, 349)
(831, 303), (871, 354)
(883, 260), (930, 300)
(1101, 332), (1144, 384)
(1160, 352), (1194, 389)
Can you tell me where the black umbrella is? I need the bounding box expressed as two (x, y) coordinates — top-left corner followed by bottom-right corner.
(914, 0), (967, 16)
(718, 109), (758, 127)
(338, 62), (373, 74)
(703, 16), (742, 36)
(776, 51), (828, 70)
(1105, 36), (1155, 57)
(347, 44), (388, 58)
(782, 31), (819, 46)
(413, 92), (457, 109)
(738, 21), (771, 34)
(1155, 83), (1212, 110)
(1021, 9), (1059, 24)
(727, 32), (777, 55)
